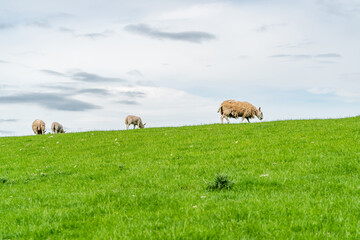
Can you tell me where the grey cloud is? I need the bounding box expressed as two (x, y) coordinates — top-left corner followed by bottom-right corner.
(115, 91), (146, 105)
(119, 91), (146, 98)
(255, 25), (269, 32)
(0, 119), (18, 123)
(31, 13), (74, 27)
(0, 23), (16, 30)
(0, 60), (10, 64)
(39, 84), (77, 92)
(80, 33), (107, 39)
(124, 24), (216, 43)
(315, 53), (342, 58)
(270, 53), (341, 61)
(40, 69), (67, 77)
(255, 23), (285, 32)
(116, 100), (139, 105)
(318, 61), (337, 64)
(78, 30), (113, 39)
(26, 19), (50, 28)
(126, 70), (143, 77)
(77, 88), (111, 96)
(0, 93), (100, 111)
(58, 27), (114, 40)
(39, 83), (111, 97)
(270, 54), (312, 60)
(72, 72), (125, 82)
(1, 13), (73, 31)
(270, 54), (312, 59)
(1, 19), (51, 30)
(40, 83), (144, 100)
(41, 69), (126, 83)
(270, 54), (292, 58)
(1, 14), (73, 32)
(58, 27), (75, 33)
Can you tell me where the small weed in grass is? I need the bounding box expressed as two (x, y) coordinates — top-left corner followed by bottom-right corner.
(207, 174), (234, 190)
(0, 177), (7, 183)
(119, 165), (125, 171)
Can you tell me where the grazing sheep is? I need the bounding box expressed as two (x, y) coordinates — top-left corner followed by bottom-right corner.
(217, 100), (263, 124)
(125, 115), (146, 130)
(51, 122), (65, 134)
(32, 119), (46, 135)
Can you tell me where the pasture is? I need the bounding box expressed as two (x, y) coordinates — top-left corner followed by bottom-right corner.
(1, 117), (360, 239)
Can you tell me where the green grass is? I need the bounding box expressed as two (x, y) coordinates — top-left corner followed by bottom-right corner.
(1, 117), (360, 239)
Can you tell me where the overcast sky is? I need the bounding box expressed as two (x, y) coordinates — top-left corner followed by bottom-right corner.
(1, 0), (359, 136)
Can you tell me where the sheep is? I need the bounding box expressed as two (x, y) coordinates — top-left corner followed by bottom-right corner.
(32, 119), (46, 135)
(217, 100), (263, 124)
(51, 122), (65, 134)
(125, 115), (146, 130)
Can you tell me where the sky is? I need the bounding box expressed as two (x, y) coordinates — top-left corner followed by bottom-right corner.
(0, 0), (359, 136)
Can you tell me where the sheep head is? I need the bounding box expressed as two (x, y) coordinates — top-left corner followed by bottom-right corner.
(256, 107), (263, 120)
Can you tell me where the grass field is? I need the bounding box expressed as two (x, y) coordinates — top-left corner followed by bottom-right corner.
(1, 117), (360, 239)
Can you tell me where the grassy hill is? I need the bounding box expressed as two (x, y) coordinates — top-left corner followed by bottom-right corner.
(1, 117), (360, 239)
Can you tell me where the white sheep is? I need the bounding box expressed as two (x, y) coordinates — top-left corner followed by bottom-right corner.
(125, 115), (146, 129)
(217, 100), (263, 124)
(51, 122), (65, 134)
(32, 119), (46, 135)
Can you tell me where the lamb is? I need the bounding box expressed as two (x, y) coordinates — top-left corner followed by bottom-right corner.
(51, 122), (65, 134)
(125, 115), (146, 129)
(217, 100), (263, 124)
(32, 119), (46, 135)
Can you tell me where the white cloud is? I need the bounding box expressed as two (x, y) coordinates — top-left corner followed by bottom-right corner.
(316, 0), (360, 16)
(154, 3), (224, 21)
(308, 87), (360, 102)
(307, 87), (335, 95)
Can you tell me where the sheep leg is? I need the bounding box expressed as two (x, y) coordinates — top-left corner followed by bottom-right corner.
(220, 115), (224, 124)
(246, 117), (250, 123)
(224, 115), (230, 124)
(126, 124), (129, 130)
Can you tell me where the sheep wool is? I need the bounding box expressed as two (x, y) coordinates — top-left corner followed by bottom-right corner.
(32, 119), (46, 135)
(217, 100), (263, 124)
